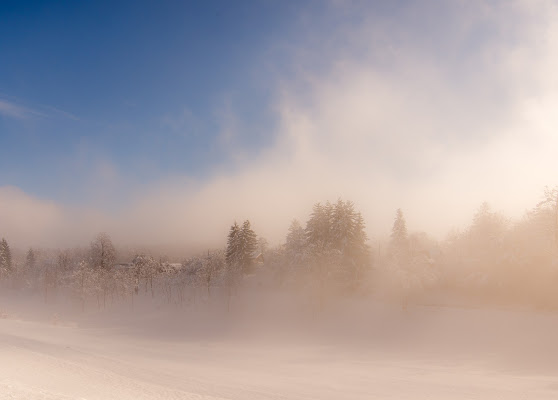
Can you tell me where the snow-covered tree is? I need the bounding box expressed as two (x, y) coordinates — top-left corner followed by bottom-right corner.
(0, 238), (12, 275)
(302, 199), (370, 291)
(90, 232), (116, 271)
(467, 202), (509, 272)
(331, 200), (369, 258)
(285, 218), (308, 271)
(257, 237), (268, 255)
(529, 186), (558, 250)
(305, 199), (368, 259)
(224, 221), (243, 305)
(305, 202), (332, 249)
(223, 220), (258, 309)
(26, 248), (36, 270)
(225, 222), (241, 269)
(239, 220), (258, 273)
(328, 200), (370, 285)
(199, 250), (225, 297)
(70, 260), (97, 311)
(225, 220), (258, 275)
(470, 202), (508, 242)
(132, 254), (158, 296)
(331, 199), (356, 251)
(286, 219), (306, 254)
(344, 210), (370, 281)
(88, 234), (117, 308)
(57, 250), (72, 273)
(350, 211), (369, 260)
(111, 268), (137, 306)
(181, 256), (204, 302)
(390, 208), (408, 255)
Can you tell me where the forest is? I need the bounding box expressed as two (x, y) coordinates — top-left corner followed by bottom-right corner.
(1, 187), (558, 313)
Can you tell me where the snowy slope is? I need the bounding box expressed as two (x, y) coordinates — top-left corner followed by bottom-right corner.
(3, 301), (558, 399)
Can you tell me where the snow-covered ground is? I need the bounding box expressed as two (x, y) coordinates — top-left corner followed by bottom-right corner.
(2, 293), (558, 399)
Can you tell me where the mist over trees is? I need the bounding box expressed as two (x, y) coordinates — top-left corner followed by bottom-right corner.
(1, 189), (558, 312)
(0, 238), (12, 275)
(390, 208), (408, 254)
(226, 220), (258, 275)
(90, 233), (117, 271)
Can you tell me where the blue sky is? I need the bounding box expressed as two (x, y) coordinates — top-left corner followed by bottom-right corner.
(0, 0), (308, 205)
(2, 1), (558, 248)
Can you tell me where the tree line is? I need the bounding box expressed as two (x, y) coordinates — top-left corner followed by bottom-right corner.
(1, 188), (558, 311)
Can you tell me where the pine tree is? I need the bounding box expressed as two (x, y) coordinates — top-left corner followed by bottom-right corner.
(331, 199), (356, 252)
(224, 220), (257, 308)
(470, 203), (507, 245)
(349, 211), (369, 265)
(239, 220), (258, 273)
(286, 219), (306, 254)
(390, 208), (408, 253)
(306, 202), (332, 249)
(304, 199), (370, 276)
(26, 248), (36, 270)
(0, 238), (12, 274)
(225, 222), (241, 269)
(225, 220), (258, 275)
(257, 237), (268, 255)
(468, 202), (508, 271)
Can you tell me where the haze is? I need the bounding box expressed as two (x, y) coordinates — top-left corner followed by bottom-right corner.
(2, 1), (558, 399)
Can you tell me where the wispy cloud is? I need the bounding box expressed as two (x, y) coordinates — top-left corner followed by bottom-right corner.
(41, 105), (80, 121)
(0, 97), (79, 121)
(0, 99), (46, 119)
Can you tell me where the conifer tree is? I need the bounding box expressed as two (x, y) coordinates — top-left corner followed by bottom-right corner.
(224, 222), (242, 309)
(306, 202), (331, 249)
(331, 199), (356, 252)
(225, 222), (241, 269)
(286, 219), (306, 255)
(26, 248), (36, 270)
(225, 220), (258, 274)
(239, 220), (258, 273)
(257, 237), (268, 255)
(0, 238), (12, 274)
(349, 211), (369, 265)
(390, 208), (408, 253)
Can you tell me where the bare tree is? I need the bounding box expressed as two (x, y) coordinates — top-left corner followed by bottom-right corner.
(200, 250), (225, 298)
(90, 233), (117, 308)
(90, 233), (116, 271)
